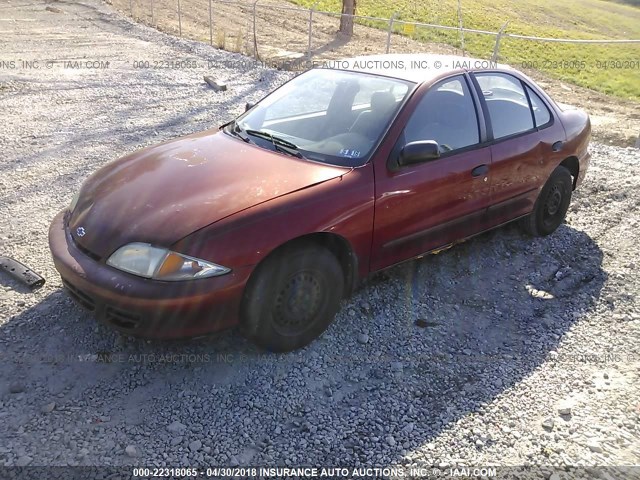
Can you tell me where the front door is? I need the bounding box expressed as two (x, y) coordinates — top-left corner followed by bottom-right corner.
(371, 75), (492, 272)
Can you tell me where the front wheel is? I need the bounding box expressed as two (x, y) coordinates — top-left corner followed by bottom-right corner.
(240, 244), (344, 352)
(520, 165), (573, 236)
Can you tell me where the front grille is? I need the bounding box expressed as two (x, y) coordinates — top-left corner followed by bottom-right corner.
(62, 279), (96, 311)
(105, 307), (141, 330)
(62, 279), (145, 332)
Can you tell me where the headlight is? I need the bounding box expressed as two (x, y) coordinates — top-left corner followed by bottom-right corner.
(106, 243), (230, 281)
(69, 191), (80, 213)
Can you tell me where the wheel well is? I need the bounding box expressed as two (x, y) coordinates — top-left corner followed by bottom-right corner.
(255, 233), (358, 298)
(560, 156), (579, 190)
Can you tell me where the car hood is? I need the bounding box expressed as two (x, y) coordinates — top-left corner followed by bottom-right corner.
(69, 129), (348, 259)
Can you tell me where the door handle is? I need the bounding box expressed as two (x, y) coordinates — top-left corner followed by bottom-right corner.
(552, 141), (564, 152)
(471, 164), (489, 177)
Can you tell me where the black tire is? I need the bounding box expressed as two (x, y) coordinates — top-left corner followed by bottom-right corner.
(521, 165), (573, 237)
(240, 244), (344, 352)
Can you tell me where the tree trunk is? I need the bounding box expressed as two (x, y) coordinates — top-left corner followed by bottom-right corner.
(339, 0), (356, 37)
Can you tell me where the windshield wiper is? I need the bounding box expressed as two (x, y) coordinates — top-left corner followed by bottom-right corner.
(222, 120), (252, 143)
(245, 129), (304, 158)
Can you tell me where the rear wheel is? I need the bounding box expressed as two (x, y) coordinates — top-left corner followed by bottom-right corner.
(521, 165), (573, 236)
(240, 244), (344, 352)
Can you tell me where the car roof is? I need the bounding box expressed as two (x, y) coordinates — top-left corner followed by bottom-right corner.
(328, 53), (514, 84)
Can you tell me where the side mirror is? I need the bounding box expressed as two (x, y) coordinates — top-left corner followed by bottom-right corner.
(245, 102), (255, 112)
(398, 140), (440, 166)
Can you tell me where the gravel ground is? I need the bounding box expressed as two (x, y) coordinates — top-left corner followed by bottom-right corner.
(0, 0), (639, 476)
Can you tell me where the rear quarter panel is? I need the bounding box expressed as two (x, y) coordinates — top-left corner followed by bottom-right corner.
(560, 109), (591, 156)
(516, 71), (591, 190)
(559, 108), (591, 188)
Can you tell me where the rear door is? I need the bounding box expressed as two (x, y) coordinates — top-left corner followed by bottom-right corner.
(371, 74), (492, 272)
(471, 72), (562, 225)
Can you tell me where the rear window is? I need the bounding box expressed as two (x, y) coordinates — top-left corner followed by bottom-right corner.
(526, 86), (552, 127)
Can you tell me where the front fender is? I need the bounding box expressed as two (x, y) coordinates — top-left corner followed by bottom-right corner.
(171, 165), (375, 280)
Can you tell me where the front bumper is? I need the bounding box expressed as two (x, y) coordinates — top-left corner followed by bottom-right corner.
(48, 210), (252, 338)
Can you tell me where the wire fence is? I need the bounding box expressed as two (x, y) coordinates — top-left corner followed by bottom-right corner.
(107, 0), (640, 97)
(112, 0), (639, 58)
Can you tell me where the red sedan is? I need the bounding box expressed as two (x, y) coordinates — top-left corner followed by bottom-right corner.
(49, 54), (591, 351)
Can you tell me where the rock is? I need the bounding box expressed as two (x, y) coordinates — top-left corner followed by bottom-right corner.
(125, 445), (137, 457)
(542, 418), (555, 430)
(41, 402), (56, 413)
(386, 435), (396, 446)
(274, 426), (282, 435)
(475, 439), (484, 447)
(170, 436), (183, 446)
(16, 456), (33, 467)
(415, 318), (439, 328)
(9, 383), (25, 394)
(203, 76), (227, 92)
(402, 423), (415, 434)
(557, 402), (573, 416)
(167, 421), (186, 434)
(390, 362), (403, 372)
(189, 440), (202, 452)
(586, 440), (603, 453)
(357, 333), (369, 344)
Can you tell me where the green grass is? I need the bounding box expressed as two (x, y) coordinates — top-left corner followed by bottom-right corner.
(290, 0), (640, 100)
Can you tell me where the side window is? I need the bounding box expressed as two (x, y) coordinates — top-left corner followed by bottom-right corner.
(475, 73), (534, 139)
(526, 86), (552, 127)
(404, 75), (479, 152)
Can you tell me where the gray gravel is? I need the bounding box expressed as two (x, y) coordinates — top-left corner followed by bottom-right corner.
(1, 0), (639, 473)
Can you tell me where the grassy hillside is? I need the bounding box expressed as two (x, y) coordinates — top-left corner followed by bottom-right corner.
(290, 0), (640, 100)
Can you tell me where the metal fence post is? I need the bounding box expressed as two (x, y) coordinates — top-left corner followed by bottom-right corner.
(491, 22), (509, 63)
(252, 0), (260, 61)
(386, 13), (397, 54)
(457, 0), (465, 55)
(209, 0), (213, 45)
(177, 0), (182, 37)
(307, 2), (318, 60)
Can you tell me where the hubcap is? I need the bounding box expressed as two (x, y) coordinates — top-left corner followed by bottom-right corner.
(545, 184), (562, 216)
(273, 271), (322, 335)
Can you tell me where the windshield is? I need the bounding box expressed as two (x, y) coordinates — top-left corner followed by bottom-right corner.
(228, 69), (414, 167)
